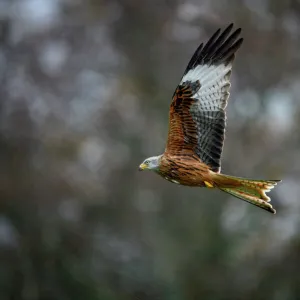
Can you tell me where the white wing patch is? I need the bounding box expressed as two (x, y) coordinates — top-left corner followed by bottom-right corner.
(181, 63), (232, 111)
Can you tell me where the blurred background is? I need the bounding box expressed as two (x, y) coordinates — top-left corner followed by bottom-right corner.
(1, 0), (300, 299)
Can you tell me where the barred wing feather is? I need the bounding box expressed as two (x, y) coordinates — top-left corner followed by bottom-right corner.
(165, 24), (243, 172)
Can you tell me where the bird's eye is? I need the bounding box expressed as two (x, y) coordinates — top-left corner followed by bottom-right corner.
(145, 161), (149, 164)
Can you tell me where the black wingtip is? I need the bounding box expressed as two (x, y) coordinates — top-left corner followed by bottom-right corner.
(225, 23), (234, 31)
(183, 24), (243, 75)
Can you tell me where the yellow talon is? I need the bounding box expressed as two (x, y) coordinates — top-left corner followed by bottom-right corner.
(204, 181), (214, 188)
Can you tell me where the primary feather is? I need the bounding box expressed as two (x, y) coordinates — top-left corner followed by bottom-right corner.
(166, 23), (243, 172)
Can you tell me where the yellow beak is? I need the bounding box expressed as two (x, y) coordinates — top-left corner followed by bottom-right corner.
(139, 163), (147, 171)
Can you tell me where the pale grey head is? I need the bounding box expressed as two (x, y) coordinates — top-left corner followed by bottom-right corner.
(139, 155), (162, 171)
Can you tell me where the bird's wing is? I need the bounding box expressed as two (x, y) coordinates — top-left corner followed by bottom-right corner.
(165, 24), (243, 172)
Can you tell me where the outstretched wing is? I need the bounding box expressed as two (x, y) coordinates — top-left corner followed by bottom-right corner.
(165, 24), (243, 172)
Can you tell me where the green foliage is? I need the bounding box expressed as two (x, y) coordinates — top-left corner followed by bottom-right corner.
(0, 0), (299, 299)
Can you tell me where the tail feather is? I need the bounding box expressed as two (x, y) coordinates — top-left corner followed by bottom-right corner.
(219, 186), (277, 214)
(212, 173), (281, 214)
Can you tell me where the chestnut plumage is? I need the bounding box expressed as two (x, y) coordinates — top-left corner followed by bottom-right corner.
(139, 24), (281, 214)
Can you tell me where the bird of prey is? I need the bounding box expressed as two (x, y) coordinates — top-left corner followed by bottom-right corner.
(139, 24), (281, 213)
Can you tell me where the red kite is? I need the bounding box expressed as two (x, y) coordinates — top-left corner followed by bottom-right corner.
(139, 24), (281, 213)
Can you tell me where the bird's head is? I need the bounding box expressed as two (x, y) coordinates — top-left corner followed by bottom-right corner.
(139, 155), (161, 171)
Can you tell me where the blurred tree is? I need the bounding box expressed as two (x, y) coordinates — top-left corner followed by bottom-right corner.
(1, 0), (300, 299)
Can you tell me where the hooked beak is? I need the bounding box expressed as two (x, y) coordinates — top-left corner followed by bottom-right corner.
(139, 163), (147, 171)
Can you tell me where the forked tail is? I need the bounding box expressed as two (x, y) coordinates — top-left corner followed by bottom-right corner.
(212, 173), (281, 214)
